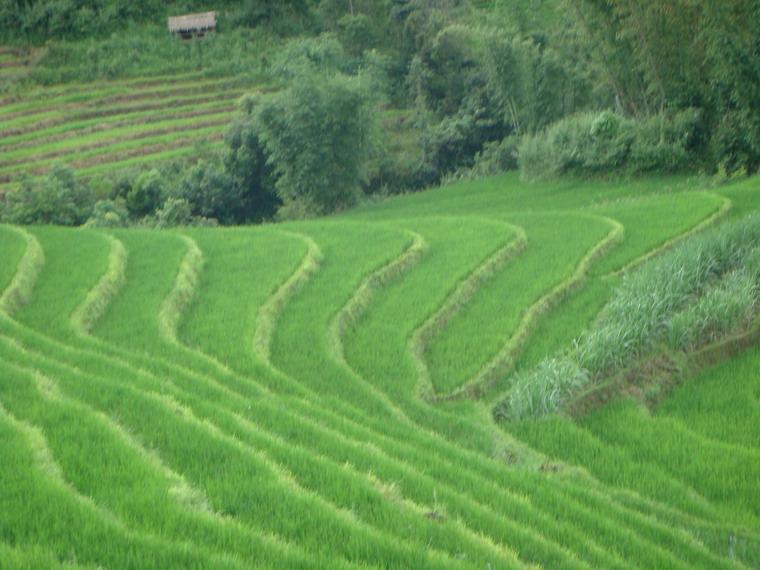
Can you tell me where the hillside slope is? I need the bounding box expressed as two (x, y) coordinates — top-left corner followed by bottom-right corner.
(0, 173), (759, 568)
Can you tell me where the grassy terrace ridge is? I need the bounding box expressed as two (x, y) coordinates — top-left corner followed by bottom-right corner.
(0, 71), (262, 189)
(1, 173), (760, 568)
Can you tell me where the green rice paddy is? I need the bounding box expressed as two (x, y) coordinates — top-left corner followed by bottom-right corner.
(1, 172), (759, 568)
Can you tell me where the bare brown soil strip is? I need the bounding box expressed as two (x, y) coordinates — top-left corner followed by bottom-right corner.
(0, 117), (229, 169)
(0, 72), (221, 107)
(91, 79), (251, 107)
(0, 132), (223, 184)
(0, 93), (243, 138)
(0, 60), (28, 69)
(1, 106), (235, 153)
(70, 132), (224, 168)
(0, 79), (248, 122)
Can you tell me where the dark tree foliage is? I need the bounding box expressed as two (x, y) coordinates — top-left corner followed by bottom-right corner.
(0, 0), (309, 41)
(0, 165), (94, 225)
(172, 98), (279, 225)
(230, 0), (312, 30)
(255, 68), (376, 215)
(126, 169), (166, 218)
(222, 126), (280, 224)
(1, 0), (163, 40)
(564, 0), (760, 174)
(4, 0), (760, 226)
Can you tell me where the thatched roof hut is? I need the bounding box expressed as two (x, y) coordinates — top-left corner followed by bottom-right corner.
(168, 12), (216, 39)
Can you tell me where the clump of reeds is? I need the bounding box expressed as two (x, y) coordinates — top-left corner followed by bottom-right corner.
(499, 214), (760, 421)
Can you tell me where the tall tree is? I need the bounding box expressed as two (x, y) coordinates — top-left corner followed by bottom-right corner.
(255, 69), (377, 214)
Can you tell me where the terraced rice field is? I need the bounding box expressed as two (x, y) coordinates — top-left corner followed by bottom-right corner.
(1, 172), (759, 568)
(0, 47), (35, 87)
(0, 71), (263, 193)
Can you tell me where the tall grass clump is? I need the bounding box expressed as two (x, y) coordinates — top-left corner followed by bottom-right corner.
(505, 357), (589, 420)
(667, 269), (757, 350)
(498, 214), (760, 421)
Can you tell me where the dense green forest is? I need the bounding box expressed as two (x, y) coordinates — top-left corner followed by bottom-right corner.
(1, 0), (759, 225)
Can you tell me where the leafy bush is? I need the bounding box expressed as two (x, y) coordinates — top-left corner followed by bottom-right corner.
(0, 165), (94, 225)
(420, 98), (506, 179)
(154, 197), (194, 228)
(84, 199), (129, 228)
(518, 110), (700, 180)
(518, 111), (632, 179)
(274, 198), (323, 221)
(628, 109), (703, 173)
(467, 136), (520, 177)
(271, 34), (352, 79)
(126, 169), (166, 218)
(0, 0), (162, 41)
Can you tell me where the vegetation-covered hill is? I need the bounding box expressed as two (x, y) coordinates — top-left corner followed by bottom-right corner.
(1, 173), (759, 568)
(2, 0), (760, 227)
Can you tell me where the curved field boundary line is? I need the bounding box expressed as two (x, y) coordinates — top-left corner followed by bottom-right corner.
(252, 231), (323, 363)
(1, 324), (732, 568)
(0, 341), (526, 570)
(0, 396), (125, 529)
(328, 230), (427, 365)
(0, 319), (570, 562)
(320, 216), (556, 461)
(606, 193), (731, 279)
(267, 218), (540, 454)
(326, 229), (428, 424)
(158, 235), (204, 344)
(319, 216), (557, 466)
(70, 234), (127, 334)
(0, 330), (594, 570)
(1, 276), (712, 564)
(410, 224), (528, 402)
(446, 215), (624, 403)
(0, 229), (700, 552)
(0, 368), (300, 567)
(0, 226), (44, 317)
(17, 359), (215, 515)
